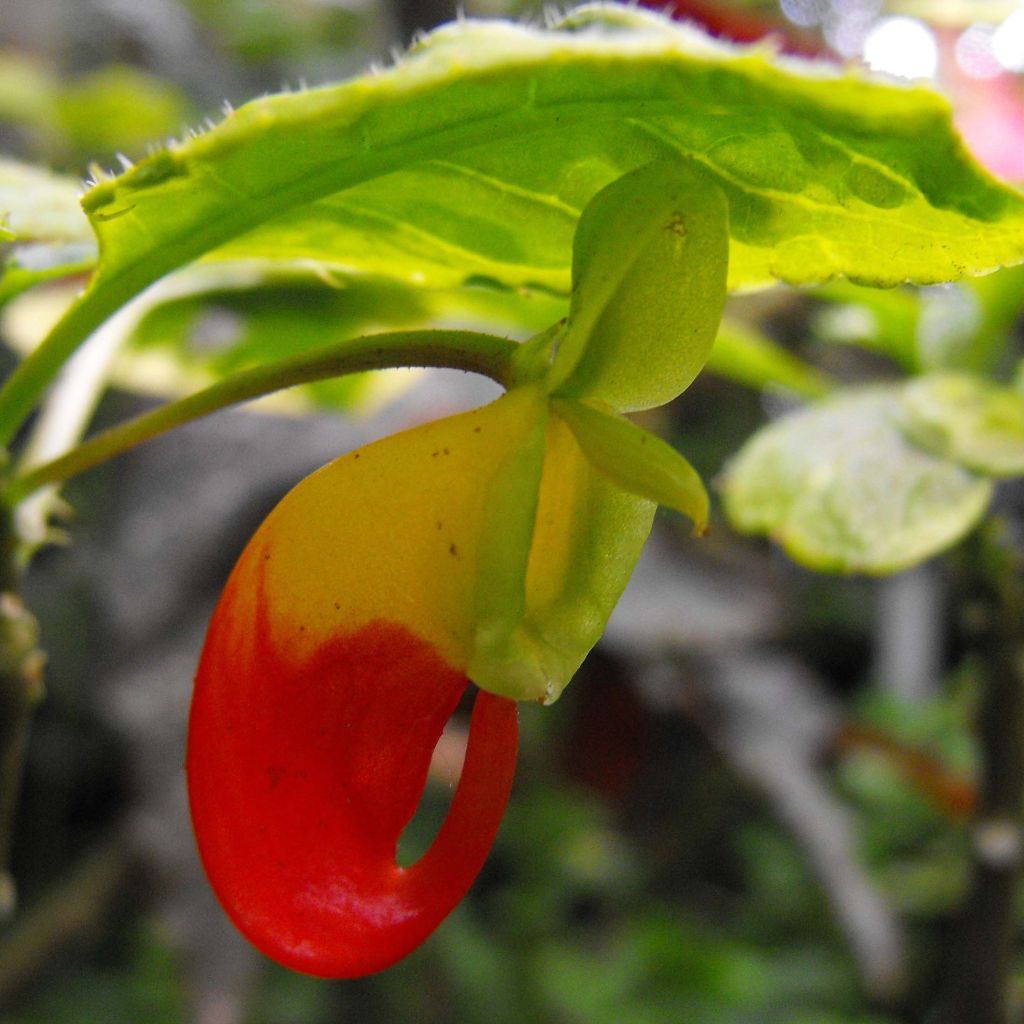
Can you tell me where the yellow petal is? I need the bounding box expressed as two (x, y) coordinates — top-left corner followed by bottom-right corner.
(234, 385), (546, 672)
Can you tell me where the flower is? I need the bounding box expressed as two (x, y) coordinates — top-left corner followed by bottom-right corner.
(186, 386), (658, 976)
(187, 159), (728, 978)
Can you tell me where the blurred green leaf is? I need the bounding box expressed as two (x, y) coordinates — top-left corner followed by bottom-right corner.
(814, 264), (1024, 376)
(0, 55), (192, 165)
(838, 683), (976, 915)
(0, 160), (95, 307)
(5, 922), (184, 1024)
(812, 281), (922, 371)
(123, 265), (562, 408)
(0, 161), (91, 243)
(1, 261), (564, 409)
(902, 372), (1024, 477)
(535, 912), (890, 1024)
(0, 52), (59, 130)
(708, 316), (832, 398)
(54, 67), (192, 160)
(720, 387), (994, 574)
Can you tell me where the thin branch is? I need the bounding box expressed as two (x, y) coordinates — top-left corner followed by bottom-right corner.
(4, 329), (518, 505)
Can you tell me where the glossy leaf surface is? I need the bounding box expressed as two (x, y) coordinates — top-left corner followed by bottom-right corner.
(79, 8), (1024, 301)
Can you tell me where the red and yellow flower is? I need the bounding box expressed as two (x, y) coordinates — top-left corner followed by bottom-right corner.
(187, 160), (728, 977)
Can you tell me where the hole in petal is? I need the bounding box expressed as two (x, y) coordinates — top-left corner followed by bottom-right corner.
(396, 690), (473, 867)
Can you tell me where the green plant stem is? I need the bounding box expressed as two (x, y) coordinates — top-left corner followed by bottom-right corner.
(939, 519), (1024, 1024)
(0, 271), (139, 449)
(4, 329), (518, 505)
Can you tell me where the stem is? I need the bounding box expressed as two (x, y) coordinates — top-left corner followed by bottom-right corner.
(938, 520), (1024, 1024)
(0, 273), (138, 449)
(4, 329), (518, 504)
(0, 584), (43, 922)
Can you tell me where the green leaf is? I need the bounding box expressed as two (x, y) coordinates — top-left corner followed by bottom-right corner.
(0, 54), (192, 164)
(2, 258), (565, 409)
(0, 246), (95, 308)
(0, 52), (59, 131)
(552, 397), (708, 531)
(89, 8), (1024, 295)
(814, 266), (1024, 376)
(548, 159), (728, 411)
(7, 3), (1024, 441)
(901, 372), (1024, 477)
(0, 160), (96, 307)
(959, 263), (1024, 374)
(707, 316), (832, 398)
(720, 387), (994, 574)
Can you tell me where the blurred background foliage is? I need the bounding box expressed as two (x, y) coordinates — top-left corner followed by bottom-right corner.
(2, 1), (1024, 1022)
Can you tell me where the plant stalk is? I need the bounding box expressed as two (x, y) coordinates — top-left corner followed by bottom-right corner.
(938, 519), (1024, 1024)
(0, 578), (43, 922)
(4, 328), (518, 505)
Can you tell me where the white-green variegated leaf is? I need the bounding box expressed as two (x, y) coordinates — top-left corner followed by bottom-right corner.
(721, 387), (993, 574)
(902, 372), (1024, 477)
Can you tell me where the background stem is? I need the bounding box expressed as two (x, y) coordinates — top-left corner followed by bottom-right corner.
(939, 519), (1024, 1024)
(0, 583), (44, 922)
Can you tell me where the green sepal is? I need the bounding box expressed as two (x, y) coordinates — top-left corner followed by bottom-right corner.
(513, 457), (654, 705)
(552, 397), (708, 533)
(469, 386), (550, 701)
(548, 159), (729, 412)
(507, 319), (566, 389)
(469, 388), (655, 703)
(901, 372), (1024, 477)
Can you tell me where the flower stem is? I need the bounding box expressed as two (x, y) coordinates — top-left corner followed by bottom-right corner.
(0, 276), (135, 450)
(3, 328), (518, 505)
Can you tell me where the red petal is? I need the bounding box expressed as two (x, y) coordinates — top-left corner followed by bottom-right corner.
(187, 567), (518, 977)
